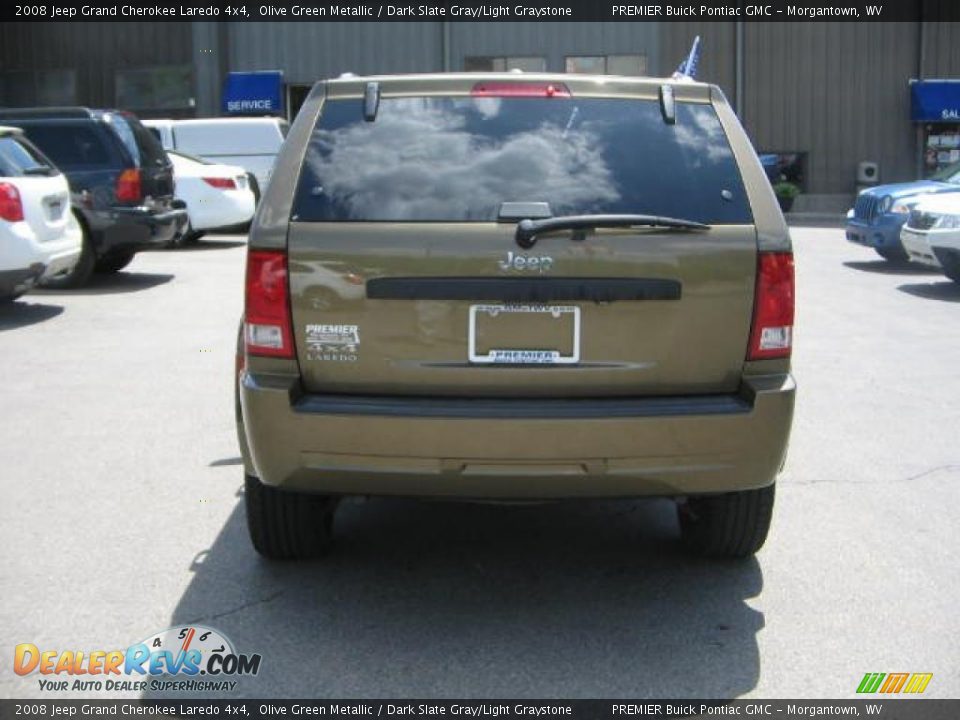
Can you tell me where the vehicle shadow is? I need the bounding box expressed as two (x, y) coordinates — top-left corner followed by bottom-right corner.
(843, 260), (941, 276)
(898, 281), (960, 303)
(34, 272), (174, 296)
(145, 497), (764, 699)
(168, 239), (247, 252)
(0, 300), (64, 331)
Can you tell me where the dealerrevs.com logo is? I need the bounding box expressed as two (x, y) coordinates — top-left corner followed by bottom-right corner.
(14, 625), (262, 693)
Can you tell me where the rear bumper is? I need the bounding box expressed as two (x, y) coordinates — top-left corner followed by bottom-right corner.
(86, 205), (187, 255)
(0, 264), (44, 298)
(239, 373), (796, 499)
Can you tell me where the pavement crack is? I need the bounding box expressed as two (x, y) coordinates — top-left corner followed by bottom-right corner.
(184, 591), (284, 625)
(790, 464), (960, 487)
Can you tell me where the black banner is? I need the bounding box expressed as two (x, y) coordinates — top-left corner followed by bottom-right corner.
(2, 700), (960, 720)
(4, 0), (960, 23)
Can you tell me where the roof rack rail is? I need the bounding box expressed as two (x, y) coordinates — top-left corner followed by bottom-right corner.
(0, 106), (96, 119)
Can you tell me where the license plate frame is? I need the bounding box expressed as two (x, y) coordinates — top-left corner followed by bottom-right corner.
(468, 304), (581, 365)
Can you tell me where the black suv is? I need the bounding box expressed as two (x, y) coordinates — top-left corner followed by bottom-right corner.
(0, 107), (186, 287)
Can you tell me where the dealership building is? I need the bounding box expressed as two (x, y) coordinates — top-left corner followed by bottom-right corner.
(3, 19), (960, 210)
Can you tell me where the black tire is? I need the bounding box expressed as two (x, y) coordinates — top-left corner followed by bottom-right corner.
(181, 229), (205, 245)
(39, 213), (96, 289)
(941, 258), (960, 283)
(244, 473), (338, 560)
(876, 245), (908, 263)
(95, 251), (136, 274)
(678, 483), (775, 559)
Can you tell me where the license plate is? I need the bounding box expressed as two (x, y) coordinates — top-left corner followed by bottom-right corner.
(468, 304), (580, 365)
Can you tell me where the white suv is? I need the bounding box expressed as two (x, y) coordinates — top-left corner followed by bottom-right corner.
(0, 126), (82, 301)
(901, 193), (960, 282)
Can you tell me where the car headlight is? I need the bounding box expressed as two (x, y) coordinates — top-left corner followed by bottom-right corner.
(878, 195), (893, 213)
(891, 201), (914, 214)
(934, 214), (960, 229)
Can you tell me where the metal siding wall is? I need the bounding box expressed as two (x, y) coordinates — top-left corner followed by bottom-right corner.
(922, 21), (960, 76)
(0, 22), (192, 109)
(227, 23), (442, 84)
(744, 22), (918, 195)
(448, 22), (660, 74)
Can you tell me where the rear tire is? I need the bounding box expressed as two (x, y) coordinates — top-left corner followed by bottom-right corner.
(95, 251), (136, 274)
(678, 483), (775, 559)
(876, 246), (908, 263)
(39, 213), (96, 289)
(244, 473), (338, 560)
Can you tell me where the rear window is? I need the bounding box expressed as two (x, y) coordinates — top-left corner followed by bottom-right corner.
(292, 96), (752, 224)
(104, 113), (169, 168)
(174, 121), (285, 155)
(0, 135), (57, 177)
(18, 123), (114, 170)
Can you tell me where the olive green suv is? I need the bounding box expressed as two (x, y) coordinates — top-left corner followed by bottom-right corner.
(236, 73), (795, 560)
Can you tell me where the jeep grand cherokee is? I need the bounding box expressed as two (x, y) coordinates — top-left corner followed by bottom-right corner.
(236, 74), (796, 560)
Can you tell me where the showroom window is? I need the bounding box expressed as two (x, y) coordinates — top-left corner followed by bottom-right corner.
(565, 54), (648, 76)
(115, 65), (192, 111)
(464, 56), (547, 73)
(0, 69), (76, 105)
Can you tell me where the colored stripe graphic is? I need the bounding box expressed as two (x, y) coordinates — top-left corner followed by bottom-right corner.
(880, 673), (909, 693)
(903, 673), (933, 694)
(857, 673), (886, 694)
(857, 672), (932, 694)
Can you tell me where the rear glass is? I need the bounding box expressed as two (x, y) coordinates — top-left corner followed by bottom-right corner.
(175, 122), (285, 155)
(293, 96), (752, 224)
(0, 135), (56, 177)
(105, 113), (169, 168)
(18, 123), (113, 170)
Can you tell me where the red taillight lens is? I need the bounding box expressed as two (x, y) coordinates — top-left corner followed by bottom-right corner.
(203, 177), (237, 190)
(115, 169), (142, 203)
(244, 250), (293, 358)
(747, 252), (795, 360)
(0, 182), (24, 222)
(471, 82), (572, 98)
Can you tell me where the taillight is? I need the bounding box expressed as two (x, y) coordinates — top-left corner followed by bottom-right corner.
(0, 182), (24, 222)
(244, 250), (293, 358)
(471, 82), (571, 98)
(203, 177), (237, 190)
(747, 252), (794, 360)
(115, 169), (142, 203)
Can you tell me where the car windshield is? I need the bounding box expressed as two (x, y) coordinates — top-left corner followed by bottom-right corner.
(169, 150), (213, 165)
(930, 160), (960, 183)
(293, 96), (752, 224)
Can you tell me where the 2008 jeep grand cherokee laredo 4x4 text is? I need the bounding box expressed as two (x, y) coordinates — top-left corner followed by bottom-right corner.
(236, 73), (796, 560)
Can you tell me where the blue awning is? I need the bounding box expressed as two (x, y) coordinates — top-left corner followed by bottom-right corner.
(910, 80), (960, 123)
(222, 71), (283, 115)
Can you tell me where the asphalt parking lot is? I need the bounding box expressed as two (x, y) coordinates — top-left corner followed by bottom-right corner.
(1, 227), (958, 700)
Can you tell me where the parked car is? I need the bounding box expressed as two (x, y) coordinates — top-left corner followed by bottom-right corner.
(900, 193), (960, 282)
(0, 108), (187, 286)
(143, 117), (288, 196)
(236, 73), (796, 561)
(167, 151), (256, 243)
(0, 126), (82, 300)
(845, 161), (960, 262)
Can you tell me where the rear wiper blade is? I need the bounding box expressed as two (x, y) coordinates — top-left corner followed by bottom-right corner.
(23, 165), (54, 175)
(515, 214), (710, 249)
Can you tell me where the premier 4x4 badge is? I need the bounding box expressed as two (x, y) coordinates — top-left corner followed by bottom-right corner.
(498, 251), (554, 273)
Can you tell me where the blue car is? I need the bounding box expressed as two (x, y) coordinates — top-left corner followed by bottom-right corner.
(846, 162), (960, 261)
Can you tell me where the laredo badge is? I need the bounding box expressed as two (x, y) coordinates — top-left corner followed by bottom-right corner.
(306, 323), (360, 362)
